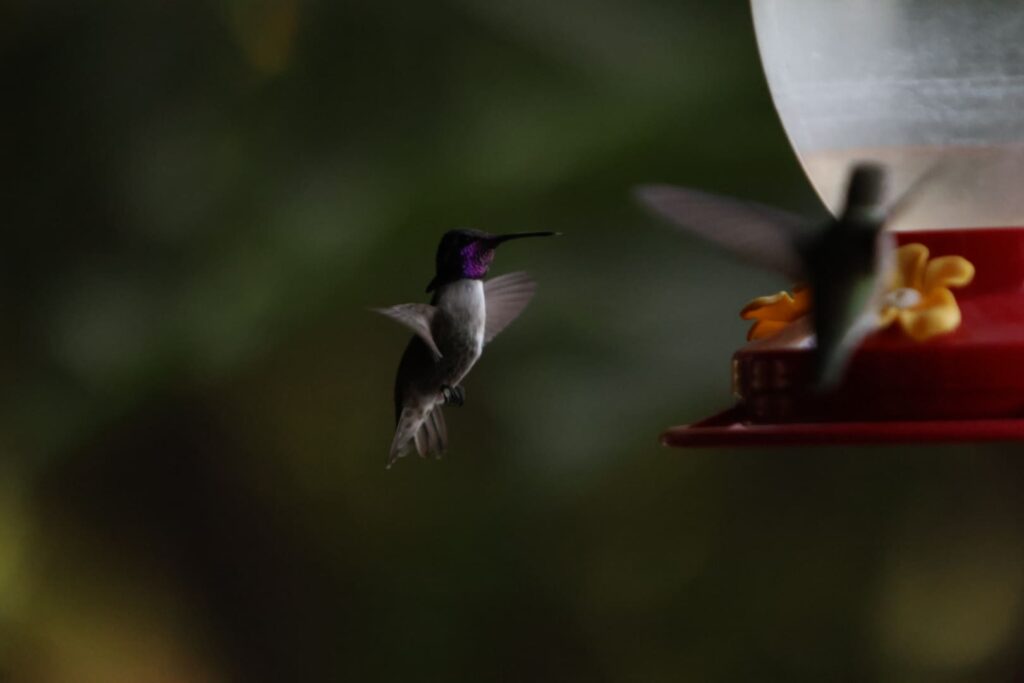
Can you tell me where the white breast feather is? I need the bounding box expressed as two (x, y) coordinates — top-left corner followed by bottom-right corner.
(437, 280), (485, 353)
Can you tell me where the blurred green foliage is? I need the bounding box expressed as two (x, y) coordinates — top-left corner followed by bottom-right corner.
(3, 1), (1024, 681)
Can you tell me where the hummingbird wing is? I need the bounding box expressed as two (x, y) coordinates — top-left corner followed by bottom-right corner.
(634, 184), (811, 280)
(372, 303), (442, 359)
(882, 162), (947, 228)
(483, 272), (537, 343)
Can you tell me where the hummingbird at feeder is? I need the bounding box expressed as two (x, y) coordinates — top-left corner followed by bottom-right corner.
(374, 229), (557, 468)
(636, 162), (936, 388)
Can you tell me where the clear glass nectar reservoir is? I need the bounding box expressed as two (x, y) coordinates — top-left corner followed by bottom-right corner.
(753, 0), (1024, 230)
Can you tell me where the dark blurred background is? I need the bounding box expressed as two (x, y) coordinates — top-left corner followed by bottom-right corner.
(4, 1), (1024, 681)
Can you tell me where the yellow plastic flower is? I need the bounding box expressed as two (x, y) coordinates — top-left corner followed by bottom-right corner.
(877, 243), (975, 341)
(738, 243), (975, 343)
(740, 285), (810, 341)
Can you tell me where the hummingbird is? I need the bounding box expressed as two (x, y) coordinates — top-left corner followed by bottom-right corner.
(374, 229), (557, 467)
(636, 162), (934, 388)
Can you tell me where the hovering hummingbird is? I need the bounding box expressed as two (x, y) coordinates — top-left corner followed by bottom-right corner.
(375, 229), (557, 467)
(636, 162), (934, 388)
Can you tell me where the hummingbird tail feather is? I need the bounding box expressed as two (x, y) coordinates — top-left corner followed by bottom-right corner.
(413, 423), (428, 458)
(387, 406), (447, 467)
(429, 409), (447, 454)
(415, 408), (448, 458)
(388, 408), (424, 466)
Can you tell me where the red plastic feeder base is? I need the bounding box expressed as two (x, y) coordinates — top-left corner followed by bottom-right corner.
(664, 227), (1024, 447)
(662, 408), (1024, 447)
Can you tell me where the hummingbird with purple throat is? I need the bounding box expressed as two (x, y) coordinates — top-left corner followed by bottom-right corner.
(375, 229), (557, 468)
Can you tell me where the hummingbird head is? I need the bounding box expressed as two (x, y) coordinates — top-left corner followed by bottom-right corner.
(425, 229), (557, 292)
(840, 162), (888, 224)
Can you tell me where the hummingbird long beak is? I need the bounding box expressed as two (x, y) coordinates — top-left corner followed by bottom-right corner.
(489, 231), (560, 246)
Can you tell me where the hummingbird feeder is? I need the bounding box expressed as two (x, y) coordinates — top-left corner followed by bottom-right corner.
(663, 0), (1024, 447)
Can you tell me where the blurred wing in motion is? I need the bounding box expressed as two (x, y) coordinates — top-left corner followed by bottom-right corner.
(373, 303), (442, 359)
(483, 272), (537, 343)
(634, 184), (811, 280)
(883, 162), (945, 228)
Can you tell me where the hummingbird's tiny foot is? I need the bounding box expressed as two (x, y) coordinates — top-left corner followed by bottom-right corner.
(441, 384), (465, 407)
